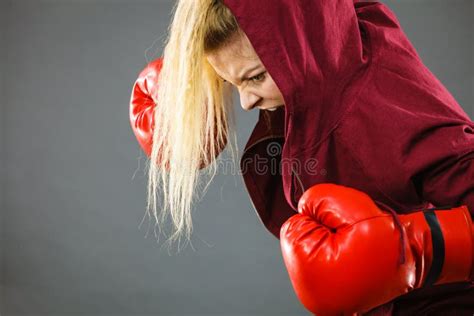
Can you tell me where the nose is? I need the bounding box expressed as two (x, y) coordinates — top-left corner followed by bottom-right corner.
(239, 90), (261, 111)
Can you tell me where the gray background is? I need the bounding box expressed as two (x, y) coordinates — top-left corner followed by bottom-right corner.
(0, 0), (472, 315)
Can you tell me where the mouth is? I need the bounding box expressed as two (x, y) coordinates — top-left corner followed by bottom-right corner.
(262, 105), (283, 111)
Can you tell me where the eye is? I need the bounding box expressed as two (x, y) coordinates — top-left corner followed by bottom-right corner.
(220, 71), (267, 84)
(250, 72), (266, 83)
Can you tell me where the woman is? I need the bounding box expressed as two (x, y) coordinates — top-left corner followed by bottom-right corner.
(129, 0), (473, 315)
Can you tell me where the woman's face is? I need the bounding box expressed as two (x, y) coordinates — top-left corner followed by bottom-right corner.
(206, 31), (285, 112)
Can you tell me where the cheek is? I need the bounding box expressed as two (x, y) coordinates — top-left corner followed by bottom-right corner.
(264, 75), (284, 99)
(264, 81), (283, 100)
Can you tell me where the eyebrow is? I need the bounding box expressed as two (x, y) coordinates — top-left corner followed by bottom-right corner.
(219, 64), (262, 84)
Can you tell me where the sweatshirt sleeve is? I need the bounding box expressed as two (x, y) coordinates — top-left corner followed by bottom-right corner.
(411, 123), (474, 219)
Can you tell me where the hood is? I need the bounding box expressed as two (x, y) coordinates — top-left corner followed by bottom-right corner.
(223, 0), (370, 152)
(224, 0), (372, 210)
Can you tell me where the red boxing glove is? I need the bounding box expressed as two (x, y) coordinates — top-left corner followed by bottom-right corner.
(129, 57), (227, 169)
(280, 183), (473, 315)
(129, 57), (164, 166)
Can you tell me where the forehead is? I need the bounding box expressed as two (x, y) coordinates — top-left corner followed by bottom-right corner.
(206, 32), (261, 73)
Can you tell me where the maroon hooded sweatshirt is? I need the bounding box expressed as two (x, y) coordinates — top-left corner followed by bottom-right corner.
(222, 0), (474, 315)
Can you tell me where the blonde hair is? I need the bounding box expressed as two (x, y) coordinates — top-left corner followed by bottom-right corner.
(145, 0), (241, 253)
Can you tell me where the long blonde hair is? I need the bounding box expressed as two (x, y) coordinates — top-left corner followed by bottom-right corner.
(145, 0), (240, 253)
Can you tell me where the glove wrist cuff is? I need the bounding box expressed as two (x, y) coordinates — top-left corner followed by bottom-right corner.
(400, 205), (473, 288)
